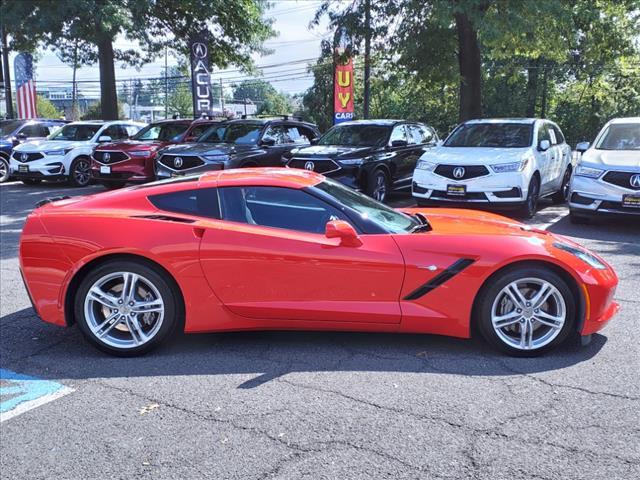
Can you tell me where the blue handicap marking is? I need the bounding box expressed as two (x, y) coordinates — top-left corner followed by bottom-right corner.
(0, 369), (72, 421)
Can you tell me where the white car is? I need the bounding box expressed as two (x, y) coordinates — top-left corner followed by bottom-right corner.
(10, 120), (144, 187)
(569, 117), (640, 223)
(412, 118), (572, 218)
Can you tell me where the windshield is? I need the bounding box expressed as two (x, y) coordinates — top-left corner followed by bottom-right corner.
(314, 178), (420, 234)
(595, 124), (640, 151)
(198, 125), (227, 143)
(318, 125), (391, 148)
(50, 124), (101, 141)
(218, 123), (262, 145)
(132, 123), (190, 142)
(445, 123), (533, 148)
(0, 120), (23, 136)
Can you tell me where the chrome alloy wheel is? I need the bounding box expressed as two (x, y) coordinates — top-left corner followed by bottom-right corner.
(491, 277), (566, 351)
(83, 271), (165, 349)
(74, 158), (91, 186)
(372, 171), (387, 202)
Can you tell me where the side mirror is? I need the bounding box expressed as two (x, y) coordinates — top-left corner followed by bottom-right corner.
(261, 137), (276, 147)
(538, 139), (551, 151)
(576, 141), (590, 153)
(310, 137), (320, 145)
(16, 132), (27, 140)
(325, 220), (362, 247)
(98, 135), (112, 143)
(390, 139), (408, 148)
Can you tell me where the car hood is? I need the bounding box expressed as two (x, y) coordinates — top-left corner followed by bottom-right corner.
(290, 145), (376, 159)
(422, 146), (531, 165)
(580, 149), (640, 168)
(15, 139), (90, 151)
(160, 142), (257, 156)
(96, 140), (167, 151)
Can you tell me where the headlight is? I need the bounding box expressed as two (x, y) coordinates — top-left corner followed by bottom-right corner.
(129, 150), (149, 157)
(416, 159), (436, 171)
(339, 158), (364, 166)
(575, 165), (604, 179)
(45, 148), (72, 156)
(553, 242), (607, 270)
(491, 157), (530, 173)
(202, 155), (227, 161)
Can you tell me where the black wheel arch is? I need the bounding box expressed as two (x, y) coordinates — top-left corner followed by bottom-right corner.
(64, 253), (185, 330)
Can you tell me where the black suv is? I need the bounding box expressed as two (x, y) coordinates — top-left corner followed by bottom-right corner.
(284, 120), (439, 202)
(155, 116), (320, 179)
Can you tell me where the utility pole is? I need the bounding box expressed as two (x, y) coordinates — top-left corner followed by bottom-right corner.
(164, 47), (168, 118)
(219, 77), (224, 114)
(71, 40), (79, 120)
(1, 25), (14, 118)
(540, 64), (548, 119)
(363, 0), (371, 119)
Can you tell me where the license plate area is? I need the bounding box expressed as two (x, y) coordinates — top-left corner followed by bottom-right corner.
(100, 165), (111, 174)
(622, 194), (640, 209)
(447, 184), (466, 196)
(18, 165), (29, 173)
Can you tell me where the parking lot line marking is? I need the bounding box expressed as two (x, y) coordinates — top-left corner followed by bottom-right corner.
(0, 369), (73, 423)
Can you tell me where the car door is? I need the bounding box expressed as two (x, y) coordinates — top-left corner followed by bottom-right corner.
(388, 124), (414, 188)
(546, 123), (563, 190)
(259, 124), (293, 166)
(536, 122), (554, 194)
(198, 185), (405, 323)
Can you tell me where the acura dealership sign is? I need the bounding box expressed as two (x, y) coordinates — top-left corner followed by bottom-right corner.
(189, 32), (214, 117)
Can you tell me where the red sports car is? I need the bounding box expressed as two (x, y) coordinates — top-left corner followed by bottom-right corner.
(20, 168), (619, 356)
(91, 118), (224, 188)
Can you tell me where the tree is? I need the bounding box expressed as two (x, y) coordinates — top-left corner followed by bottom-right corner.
(36, 95), (62, 119)
(1, 0), (274, 120)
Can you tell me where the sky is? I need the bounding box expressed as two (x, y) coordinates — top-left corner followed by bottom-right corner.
(12, 0), (331, 98)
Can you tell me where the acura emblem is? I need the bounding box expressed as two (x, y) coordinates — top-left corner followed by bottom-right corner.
(21, 153), (28, 162)
(304, 161), (315, 171)
(192, 42), (207, 59)
(631, 174), (640, 188)
(174, 157), (183, 168)
(453, 166), (466, 179)
(104, 152), (111, 162)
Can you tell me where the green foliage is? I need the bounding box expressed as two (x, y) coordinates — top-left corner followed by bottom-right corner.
(35, 96), (62, 119)
(81, 102), (126, 120)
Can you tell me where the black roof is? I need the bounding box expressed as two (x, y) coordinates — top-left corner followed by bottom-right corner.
(334, 119), (409, 127)
(226, 116), (318, 128)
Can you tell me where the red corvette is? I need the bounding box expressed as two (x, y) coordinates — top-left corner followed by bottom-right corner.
(91, 118), (223, 188)
(20, 168), (619, 356)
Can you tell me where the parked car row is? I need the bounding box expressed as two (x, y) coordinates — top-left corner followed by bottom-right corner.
(5, 114), (639, 221)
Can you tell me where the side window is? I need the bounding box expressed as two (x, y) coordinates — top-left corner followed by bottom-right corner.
(553, 125), (565, 144)
(408, 125), (435, 145)
(21, 124), (48, 137)
(148, 188), (220, 219)
(548, 124), (558, 145)
(389, 125), (408, 145)
(298, 126), (317, 143)
(126, 125), (141, 137)
(285, 126), (311, 145)
(537, 124), (551, 144)
(188, 124), (210, 139)
(219, 186), (347, 234)
(262, 125), (288, 145)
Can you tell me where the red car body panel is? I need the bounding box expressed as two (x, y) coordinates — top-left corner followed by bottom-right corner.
(19, 168), (619, 341)
(91, 119), (220, 184)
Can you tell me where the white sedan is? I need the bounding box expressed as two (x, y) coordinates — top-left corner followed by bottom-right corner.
(412, 119), (572, 218)
(10, 120), (143, 187)
(569, 117), (640, 223)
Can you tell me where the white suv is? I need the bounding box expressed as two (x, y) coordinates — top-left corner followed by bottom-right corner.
(10, 120), (143, 187)
(569, 117), (640, 223)
(412, 118), (572, 218)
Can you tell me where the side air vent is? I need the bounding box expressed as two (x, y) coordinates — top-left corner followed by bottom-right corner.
(132, 214), (195, 224)
(404, 258), (475, 300)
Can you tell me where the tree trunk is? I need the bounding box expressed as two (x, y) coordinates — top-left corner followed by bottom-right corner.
(455, 12), (482, 121)
(97, 34), (118, 120)
(525, 58), (540, 117)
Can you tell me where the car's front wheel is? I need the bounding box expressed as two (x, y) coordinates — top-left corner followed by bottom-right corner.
(366, 168), (390, 203)
(551, 166), (572, 204)
(68, 157), (92, 187)
(476, 266), (575, 356)
(0, 157), (10, 183)
(517, 176), (540, 219)
(74, 260), (180, 356)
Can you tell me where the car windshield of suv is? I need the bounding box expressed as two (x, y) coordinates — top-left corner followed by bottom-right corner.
(0, 120), (23, 137)
(445, 123), (533, 148)
(595, 124), (640, 151)
(198, 125), (227, 143)
(133, 123), (190, 142)
(49, 124), (101, 141)
(317, 125), (391, 148)
(315, 178), (421, 234)
(216, 123), (262, 145)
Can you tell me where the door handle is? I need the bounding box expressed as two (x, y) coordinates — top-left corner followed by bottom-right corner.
(193, 227), (205, 239)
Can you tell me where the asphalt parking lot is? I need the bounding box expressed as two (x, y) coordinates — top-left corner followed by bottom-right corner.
(1, 180), (639, 480)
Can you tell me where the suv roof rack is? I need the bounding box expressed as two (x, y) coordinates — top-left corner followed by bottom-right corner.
(240, 114), (304, 122)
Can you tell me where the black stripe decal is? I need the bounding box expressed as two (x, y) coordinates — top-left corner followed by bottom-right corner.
(403, 258), (475, 300)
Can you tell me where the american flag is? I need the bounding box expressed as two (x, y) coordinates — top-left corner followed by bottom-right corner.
(14, 52), (38, 119)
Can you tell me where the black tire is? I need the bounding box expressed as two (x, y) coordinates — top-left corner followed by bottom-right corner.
(366, 168), (390, 203)
(68, 156), (92, 187)
(21, 178), (42, 186)
(551, 167), (572, 204)
(569, 211), (590, 225)
(0, 157), (10, 183)
(475, 265), (576, 357)
(517, 176), (540, 219)
(100, 181), (127, 190)
(74, 260), (180, 356)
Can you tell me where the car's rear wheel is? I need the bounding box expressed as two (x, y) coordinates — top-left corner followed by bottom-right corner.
(0, 157), (9, 183)
(68, 157), (91, 187)
(74, 260), (179, 356)
(21, 178), (42, 186)
(551, 167), (572, 204)
(476, 266), (575, 356)
(517, 176), (540, 219)
(367, 168), (390, 203)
